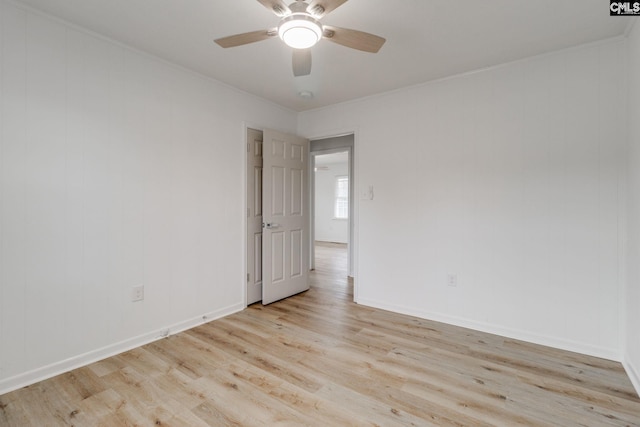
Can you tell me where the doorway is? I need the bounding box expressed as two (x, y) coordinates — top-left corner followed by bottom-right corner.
(310, 134), (354, 279)
(312, 151), (349, 281)
(245, 128), (353, 306)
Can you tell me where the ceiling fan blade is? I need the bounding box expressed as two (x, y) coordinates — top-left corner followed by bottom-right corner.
(307, 0), (348, 18)
(214, 29), (277, 48)
(255, 0), (291, 16)
(292, 49), (312, 76)
(323, 26), (386, 53)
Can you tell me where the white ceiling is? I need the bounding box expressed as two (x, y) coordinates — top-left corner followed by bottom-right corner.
(17, 0), (630, 112)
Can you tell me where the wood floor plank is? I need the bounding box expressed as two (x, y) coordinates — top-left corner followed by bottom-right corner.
(186, 324), (326, 395)
(314, 381), (442, 427)
(212, 363), (355, 426)
(1, 242), (639, 426)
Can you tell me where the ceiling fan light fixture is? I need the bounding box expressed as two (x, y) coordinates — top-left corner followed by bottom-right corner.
(278, 14), (323, 49)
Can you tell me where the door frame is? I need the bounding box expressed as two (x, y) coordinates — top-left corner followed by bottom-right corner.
(308, 130), (358, 301)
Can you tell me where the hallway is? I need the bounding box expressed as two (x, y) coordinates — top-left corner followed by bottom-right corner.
(311, 242), (350, 296)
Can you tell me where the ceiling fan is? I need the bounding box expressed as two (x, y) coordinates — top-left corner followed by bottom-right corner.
(214, 0), (385, 77)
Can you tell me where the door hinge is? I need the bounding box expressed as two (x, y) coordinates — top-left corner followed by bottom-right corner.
(247, 142), (251, 153)
(247, 207), (250, 217)
(247, 273), (250, 282)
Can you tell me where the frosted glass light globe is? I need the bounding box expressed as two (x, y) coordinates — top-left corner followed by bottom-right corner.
(278, 15), (323, 49)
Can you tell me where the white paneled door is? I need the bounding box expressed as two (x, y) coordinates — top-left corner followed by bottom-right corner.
(262, 129), (310, 305)
(246, 129), (263, 305)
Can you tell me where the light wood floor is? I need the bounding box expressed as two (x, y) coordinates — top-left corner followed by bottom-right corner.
(1, 241), (639, 426)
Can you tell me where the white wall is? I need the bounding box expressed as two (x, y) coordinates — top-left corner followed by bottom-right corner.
(299, 38), (627, 360)
(0, 1), (297, 394)
(626, 21), (640, 393)
(314, 162), (349, 243)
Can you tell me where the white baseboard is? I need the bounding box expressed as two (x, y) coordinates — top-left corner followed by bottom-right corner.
(356, 298), (621, 362)
(623, 356), (640, 397)
(0, 303), (244, 396)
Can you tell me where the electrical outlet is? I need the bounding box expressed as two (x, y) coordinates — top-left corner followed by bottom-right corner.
(447, 274), (458, 287)
(132, 285), (144, 302)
